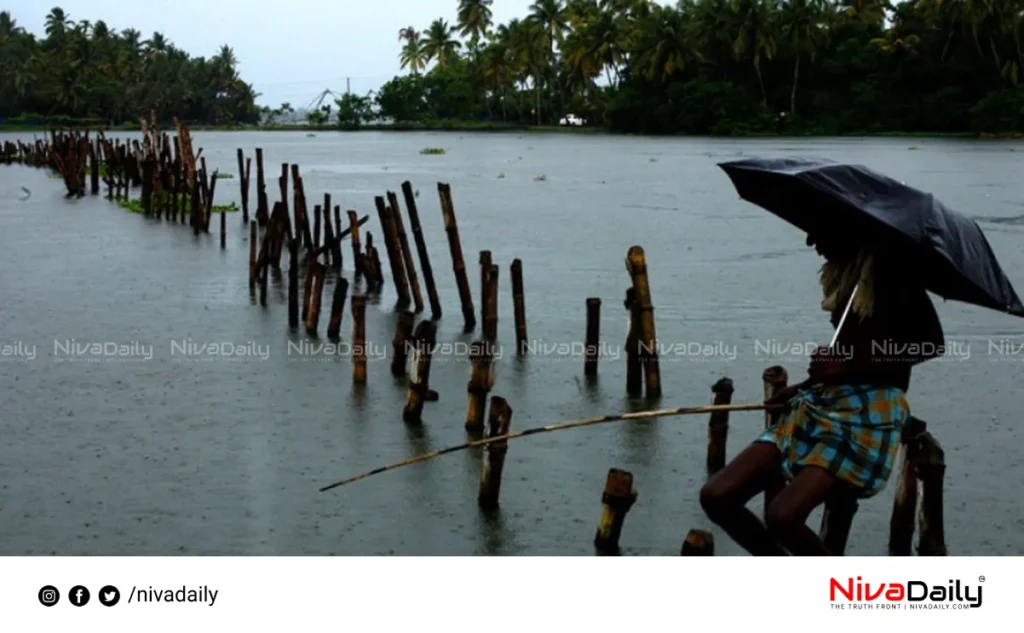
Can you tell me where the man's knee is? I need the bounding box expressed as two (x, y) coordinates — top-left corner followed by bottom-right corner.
(700, 481), (731, 523)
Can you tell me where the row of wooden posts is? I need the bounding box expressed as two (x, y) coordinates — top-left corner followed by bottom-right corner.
(1, 118), (230, 241)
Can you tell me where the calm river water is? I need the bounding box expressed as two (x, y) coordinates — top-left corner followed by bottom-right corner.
(0, 130), (1021, 555)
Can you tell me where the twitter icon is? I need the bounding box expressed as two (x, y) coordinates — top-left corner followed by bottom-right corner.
(98, 585), (120, 607)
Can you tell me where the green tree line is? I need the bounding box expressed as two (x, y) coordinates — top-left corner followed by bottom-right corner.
(0, 7), (260, 125)
(371, 0), (1024, 134)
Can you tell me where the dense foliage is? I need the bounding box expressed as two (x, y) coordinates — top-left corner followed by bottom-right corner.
(376, 0), (1024, 134)
(0, 8), (260, 125)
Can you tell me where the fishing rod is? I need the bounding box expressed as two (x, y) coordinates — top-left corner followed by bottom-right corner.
(319, 401), (780, 493)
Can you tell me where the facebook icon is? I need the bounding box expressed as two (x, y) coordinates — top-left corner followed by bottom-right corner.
(69, 585), (90, 606)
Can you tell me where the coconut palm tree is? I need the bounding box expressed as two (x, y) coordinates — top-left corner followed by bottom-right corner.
(423, 18), (462, 67)
(457, 0), (494, 45)
(400, 31), (427, 74)
(780, 0), (830, 115)
(732, 0), (777, 105)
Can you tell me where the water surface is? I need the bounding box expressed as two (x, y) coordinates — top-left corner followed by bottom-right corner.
(1, 131), (1022, 555)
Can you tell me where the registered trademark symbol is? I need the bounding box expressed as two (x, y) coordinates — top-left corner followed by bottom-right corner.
(979, 576), (986, 583)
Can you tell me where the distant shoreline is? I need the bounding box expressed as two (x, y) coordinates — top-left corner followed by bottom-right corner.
(2, 122), (1016, 139)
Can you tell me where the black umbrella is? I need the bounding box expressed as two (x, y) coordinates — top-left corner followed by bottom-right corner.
(718, 156), (1024, 318)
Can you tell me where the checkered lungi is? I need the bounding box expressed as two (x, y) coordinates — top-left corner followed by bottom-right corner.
(756, 384), (908, 499)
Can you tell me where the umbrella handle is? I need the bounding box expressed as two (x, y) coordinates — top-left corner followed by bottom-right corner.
(829, 283), (859, 349)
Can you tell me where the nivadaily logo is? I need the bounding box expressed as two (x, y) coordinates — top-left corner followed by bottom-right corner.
(830, 576), (983, 610)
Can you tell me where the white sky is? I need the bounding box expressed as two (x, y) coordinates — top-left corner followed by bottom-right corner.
(4, 1), (572, 107)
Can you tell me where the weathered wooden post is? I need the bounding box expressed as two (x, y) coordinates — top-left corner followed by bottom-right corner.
(584, 298), (601, 376)
(288, 238), (300, 328)
(479, 250), (492, 329)
(249, 221), (258, 292)
(255, 147), (268, 226)
(624, 288), (642, 396)
(465, 340), (495, 432)
(387, 191), (424, 313)
(306, 261), (326, 336)
(680, 529), (715, 556)
(352, 295), (368, 385)
(347, 210), (363, 279)
(625, 246), (661, 398)
(313, 204), (322, 251)
(402, 181), (442, 320)
(326, 278), (350, 340)
(89, 142), (100, 195)
(236, 149), (249, 223)
(762, 366), (788, 513)
(594, 468), (638, 554)
(914, 431), (947, 556)
(331, 206), (343, 271)
(511, 259), (527, 355)
(706, 377), (734, 476)
(403, 321), (438, 423)
(390, 311), (416, 376)
(374, 196), (411, 306)
(437, 183), (475, 331)
(478, 396), (514, 509)
(888, 417), (925, 556)
(483, 264), (499, 341)
(220, 202), (227, 249)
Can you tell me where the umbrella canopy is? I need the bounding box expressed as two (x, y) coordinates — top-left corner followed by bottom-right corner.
(718, 156), (1024, 318)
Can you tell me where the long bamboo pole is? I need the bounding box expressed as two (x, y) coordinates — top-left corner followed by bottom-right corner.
(319, 402), (778, 492)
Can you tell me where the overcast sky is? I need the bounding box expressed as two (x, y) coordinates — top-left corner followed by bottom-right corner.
(4, 1), (566, 108)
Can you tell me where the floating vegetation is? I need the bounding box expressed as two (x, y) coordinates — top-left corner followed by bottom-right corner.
(497, 172), (506, 179)
(534, 174), (547, 182)
(214, 172), (234, 179)
(306, 133), (316, 137)
(649, 157), (658, 162)
(908, 146), (919, 150)
(420, 147), (447, 155)
(116, 196), (239, 215)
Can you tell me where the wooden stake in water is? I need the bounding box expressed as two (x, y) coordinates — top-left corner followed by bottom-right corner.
(478, 396), (513, 509)
(479, 250), (492, 330)
(388, 191), (424, 313)
(374, 197), (411, 307)
(403, 321), (438, 423)
(625, 246), (661, 398)
(390, 311), (416, 376)
(249, 221), (258, 293)
(511, 259), (527, 355)
(465, 340), (495, 431)
(680, 530), (714, 556)
(584, 298), (601, 377)
(288, 238), (300, 328)
(401, 181), (442, 320)
(352, 295), (368, 385)
(320, 277), (347, 340)
(255, 147), (268, 226)
(306, 260), (326, 336)
(236, 149), (249, 223)
(594, 469), (637, 554)
(437, 183), (475, 331)
(347, 210), (363, 279)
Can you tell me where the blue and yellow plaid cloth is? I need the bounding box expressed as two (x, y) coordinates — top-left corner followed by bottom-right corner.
(756, 384), (908, 499)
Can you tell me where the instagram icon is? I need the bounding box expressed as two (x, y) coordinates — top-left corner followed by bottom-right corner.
(38, 585), (60, 607)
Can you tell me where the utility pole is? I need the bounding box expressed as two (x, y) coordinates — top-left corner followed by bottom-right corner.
(346, 77), (350, 95)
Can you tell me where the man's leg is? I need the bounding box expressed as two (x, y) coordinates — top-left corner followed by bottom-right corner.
(700, 442), (788, 556)
(763, 465), (836, 555)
